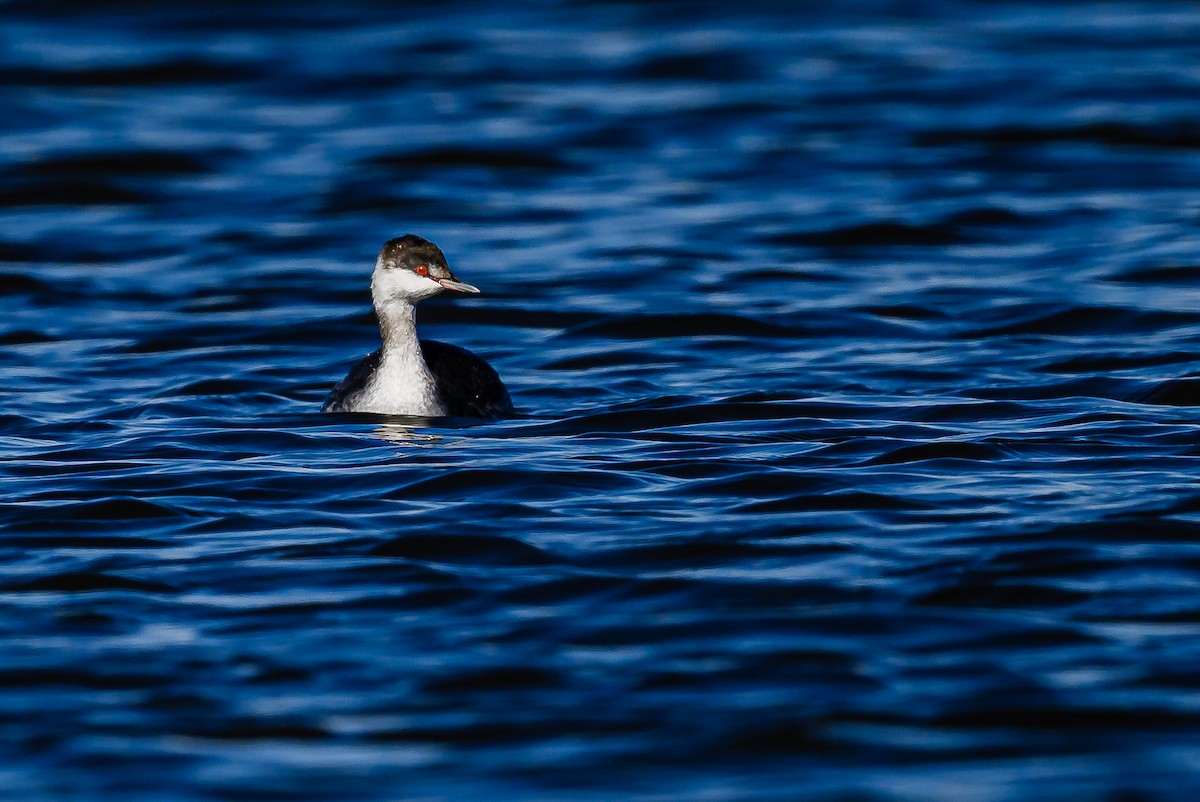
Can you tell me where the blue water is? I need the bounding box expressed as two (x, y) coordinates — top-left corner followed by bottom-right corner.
(4, 1), (1200, 799)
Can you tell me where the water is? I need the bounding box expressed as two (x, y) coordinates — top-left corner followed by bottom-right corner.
(4, 1), (1200, 799)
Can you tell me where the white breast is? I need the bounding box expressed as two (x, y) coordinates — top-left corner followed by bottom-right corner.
(352, 348), (447, 416)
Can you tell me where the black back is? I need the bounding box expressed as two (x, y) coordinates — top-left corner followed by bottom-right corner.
(322, 342), (512, 418)
(421, 339), (514, 418)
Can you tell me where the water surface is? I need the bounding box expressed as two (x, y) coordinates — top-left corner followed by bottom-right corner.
(4, 1), (1200, 799)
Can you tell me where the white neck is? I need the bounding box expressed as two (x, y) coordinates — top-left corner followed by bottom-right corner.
(379, 299), (421, 357)
(355, 299), (447, 416)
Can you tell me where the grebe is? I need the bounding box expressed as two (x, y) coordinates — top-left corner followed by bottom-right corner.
(322, 235), (512, 418)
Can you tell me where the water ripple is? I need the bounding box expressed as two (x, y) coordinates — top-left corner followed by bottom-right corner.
(3, 1), (1200, 800)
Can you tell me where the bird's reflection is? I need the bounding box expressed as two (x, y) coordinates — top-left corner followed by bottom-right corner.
(372, 422), (441, 445)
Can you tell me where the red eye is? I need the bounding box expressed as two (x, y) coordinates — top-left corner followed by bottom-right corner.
(414, 264), (428, 276)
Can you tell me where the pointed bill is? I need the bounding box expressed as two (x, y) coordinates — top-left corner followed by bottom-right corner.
(438, 278), (480, 293)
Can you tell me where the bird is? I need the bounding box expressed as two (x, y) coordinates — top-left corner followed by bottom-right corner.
(322, 235), (513, 418)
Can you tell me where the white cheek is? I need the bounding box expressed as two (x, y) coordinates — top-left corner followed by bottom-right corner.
(372, 269), (443, 302)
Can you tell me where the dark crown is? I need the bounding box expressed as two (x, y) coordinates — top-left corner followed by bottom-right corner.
(379, 235), (448, 270)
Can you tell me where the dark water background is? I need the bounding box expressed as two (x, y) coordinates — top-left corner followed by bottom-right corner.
(4, 1), (1200, 799)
